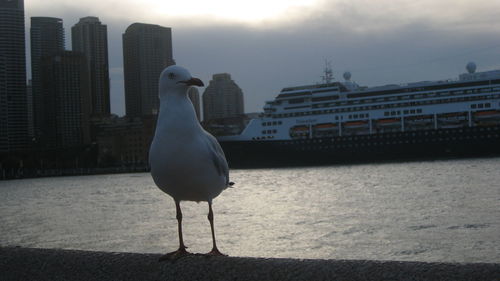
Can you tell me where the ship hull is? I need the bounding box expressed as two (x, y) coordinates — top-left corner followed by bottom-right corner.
(220, 125), (500, 168)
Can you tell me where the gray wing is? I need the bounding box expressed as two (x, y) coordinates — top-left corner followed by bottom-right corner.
(203, 132), (230, 186)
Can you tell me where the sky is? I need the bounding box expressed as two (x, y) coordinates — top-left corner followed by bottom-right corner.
(25, 0), (500, 116)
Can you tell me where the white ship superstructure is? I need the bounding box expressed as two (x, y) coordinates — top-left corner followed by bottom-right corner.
(220, 63), (500, 143)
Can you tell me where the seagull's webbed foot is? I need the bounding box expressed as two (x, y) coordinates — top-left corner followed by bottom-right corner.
(158, 247), (191, 262)
(205, 247), (227, 257)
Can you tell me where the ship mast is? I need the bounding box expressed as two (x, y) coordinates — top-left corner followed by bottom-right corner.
(321, 59), (334, 85)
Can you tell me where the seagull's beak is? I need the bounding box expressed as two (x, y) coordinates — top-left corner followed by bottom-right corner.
(182, 77), (204, 87)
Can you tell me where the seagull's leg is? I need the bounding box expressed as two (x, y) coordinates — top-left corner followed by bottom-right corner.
(175, 200), (188, 252)
(159, 199), (190, 261)
(206, 201), (226, 256)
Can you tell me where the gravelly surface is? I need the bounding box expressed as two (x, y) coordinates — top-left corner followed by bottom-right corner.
(1, 247), (499, 281)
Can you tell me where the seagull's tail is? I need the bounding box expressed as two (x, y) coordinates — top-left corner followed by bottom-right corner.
(228, 182), (235, 188)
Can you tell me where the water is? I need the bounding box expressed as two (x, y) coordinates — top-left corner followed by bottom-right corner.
(1, 158), (499, 263)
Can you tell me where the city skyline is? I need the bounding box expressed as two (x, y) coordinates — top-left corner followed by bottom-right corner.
(22, 0), (500, 116)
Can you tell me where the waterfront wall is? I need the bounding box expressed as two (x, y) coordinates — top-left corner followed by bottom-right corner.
(1, 247), (499, 281)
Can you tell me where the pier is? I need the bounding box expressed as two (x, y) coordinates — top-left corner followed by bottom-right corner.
(1, 247), (499, 281)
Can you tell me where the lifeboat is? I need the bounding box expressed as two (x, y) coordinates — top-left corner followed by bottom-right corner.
(291, 125), (309, 131)
(313, 123), (339, 137)
(289, 125), (310, 139)
(473, 110), (500, 119)
(438, 112), (468, 127)
(376, 118), (400, 126)
(313, 123), (337, 130)
(343, 121), (368, 128)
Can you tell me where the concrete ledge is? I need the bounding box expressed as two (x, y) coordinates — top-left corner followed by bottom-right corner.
(1, 247), (499, 281)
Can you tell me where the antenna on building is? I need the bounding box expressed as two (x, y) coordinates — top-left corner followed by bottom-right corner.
(321, 59), (334, 85)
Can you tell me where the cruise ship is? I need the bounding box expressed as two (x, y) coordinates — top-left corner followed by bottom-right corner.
(218, 62), (500, 167)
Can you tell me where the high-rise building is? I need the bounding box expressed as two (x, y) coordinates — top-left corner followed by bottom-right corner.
(26, 80), (34, 138)
(122, 23), (175, 117)
(0, 0), (29, 152)
(72, 16), (110, 117)
(187, 87), (201, 121)
(41, 51), (91, 148)
(30, 17), (64, 142)
(202, 73), (244, 121)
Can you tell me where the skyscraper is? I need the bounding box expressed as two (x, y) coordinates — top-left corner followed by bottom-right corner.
(30, 17), (64, 142)
(122, 23), (175, 117)
(202, 73), (244, 121)
(0, 0), (29, 152)
(72, 16), (110, 117)
(41, 51), (91, 148)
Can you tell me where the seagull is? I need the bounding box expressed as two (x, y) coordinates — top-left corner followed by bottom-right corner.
(149, 65), (232, 261)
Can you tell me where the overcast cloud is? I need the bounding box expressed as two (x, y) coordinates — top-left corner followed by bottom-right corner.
(25, 0), (500, 116)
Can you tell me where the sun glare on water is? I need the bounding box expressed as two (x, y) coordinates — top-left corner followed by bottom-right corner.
(149, 0), (318, 22)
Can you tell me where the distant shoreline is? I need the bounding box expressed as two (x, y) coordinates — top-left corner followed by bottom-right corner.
(0, 166), (149, 180)
(1, 247), (499, 281)
(2, 154), (500, 180)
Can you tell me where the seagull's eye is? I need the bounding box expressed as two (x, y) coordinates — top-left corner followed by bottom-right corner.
(168, 73), (176, 80)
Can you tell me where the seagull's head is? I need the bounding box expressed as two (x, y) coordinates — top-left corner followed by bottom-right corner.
(159, 65), (204, 97)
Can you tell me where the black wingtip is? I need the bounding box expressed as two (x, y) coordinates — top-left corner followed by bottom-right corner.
(228, 182), (235, 187)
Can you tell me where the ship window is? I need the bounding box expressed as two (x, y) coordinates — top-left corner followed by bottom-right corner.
(391, 111), (396, 116)
(485, 103), (491, 108)
(478, 104), (484, 108)
(273, 129), (277, 133)
(289, 98), (305, 104)
(261, 130), (266, 134)
(417, 109), (422, 113)
(267, 130), (272, 134)
(354, 114), (359, 118)
(403, 110), (409, 114)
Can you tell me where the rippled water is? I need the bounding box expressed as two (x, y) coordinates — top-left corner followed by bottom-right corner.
(1, 158), (499, 263)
